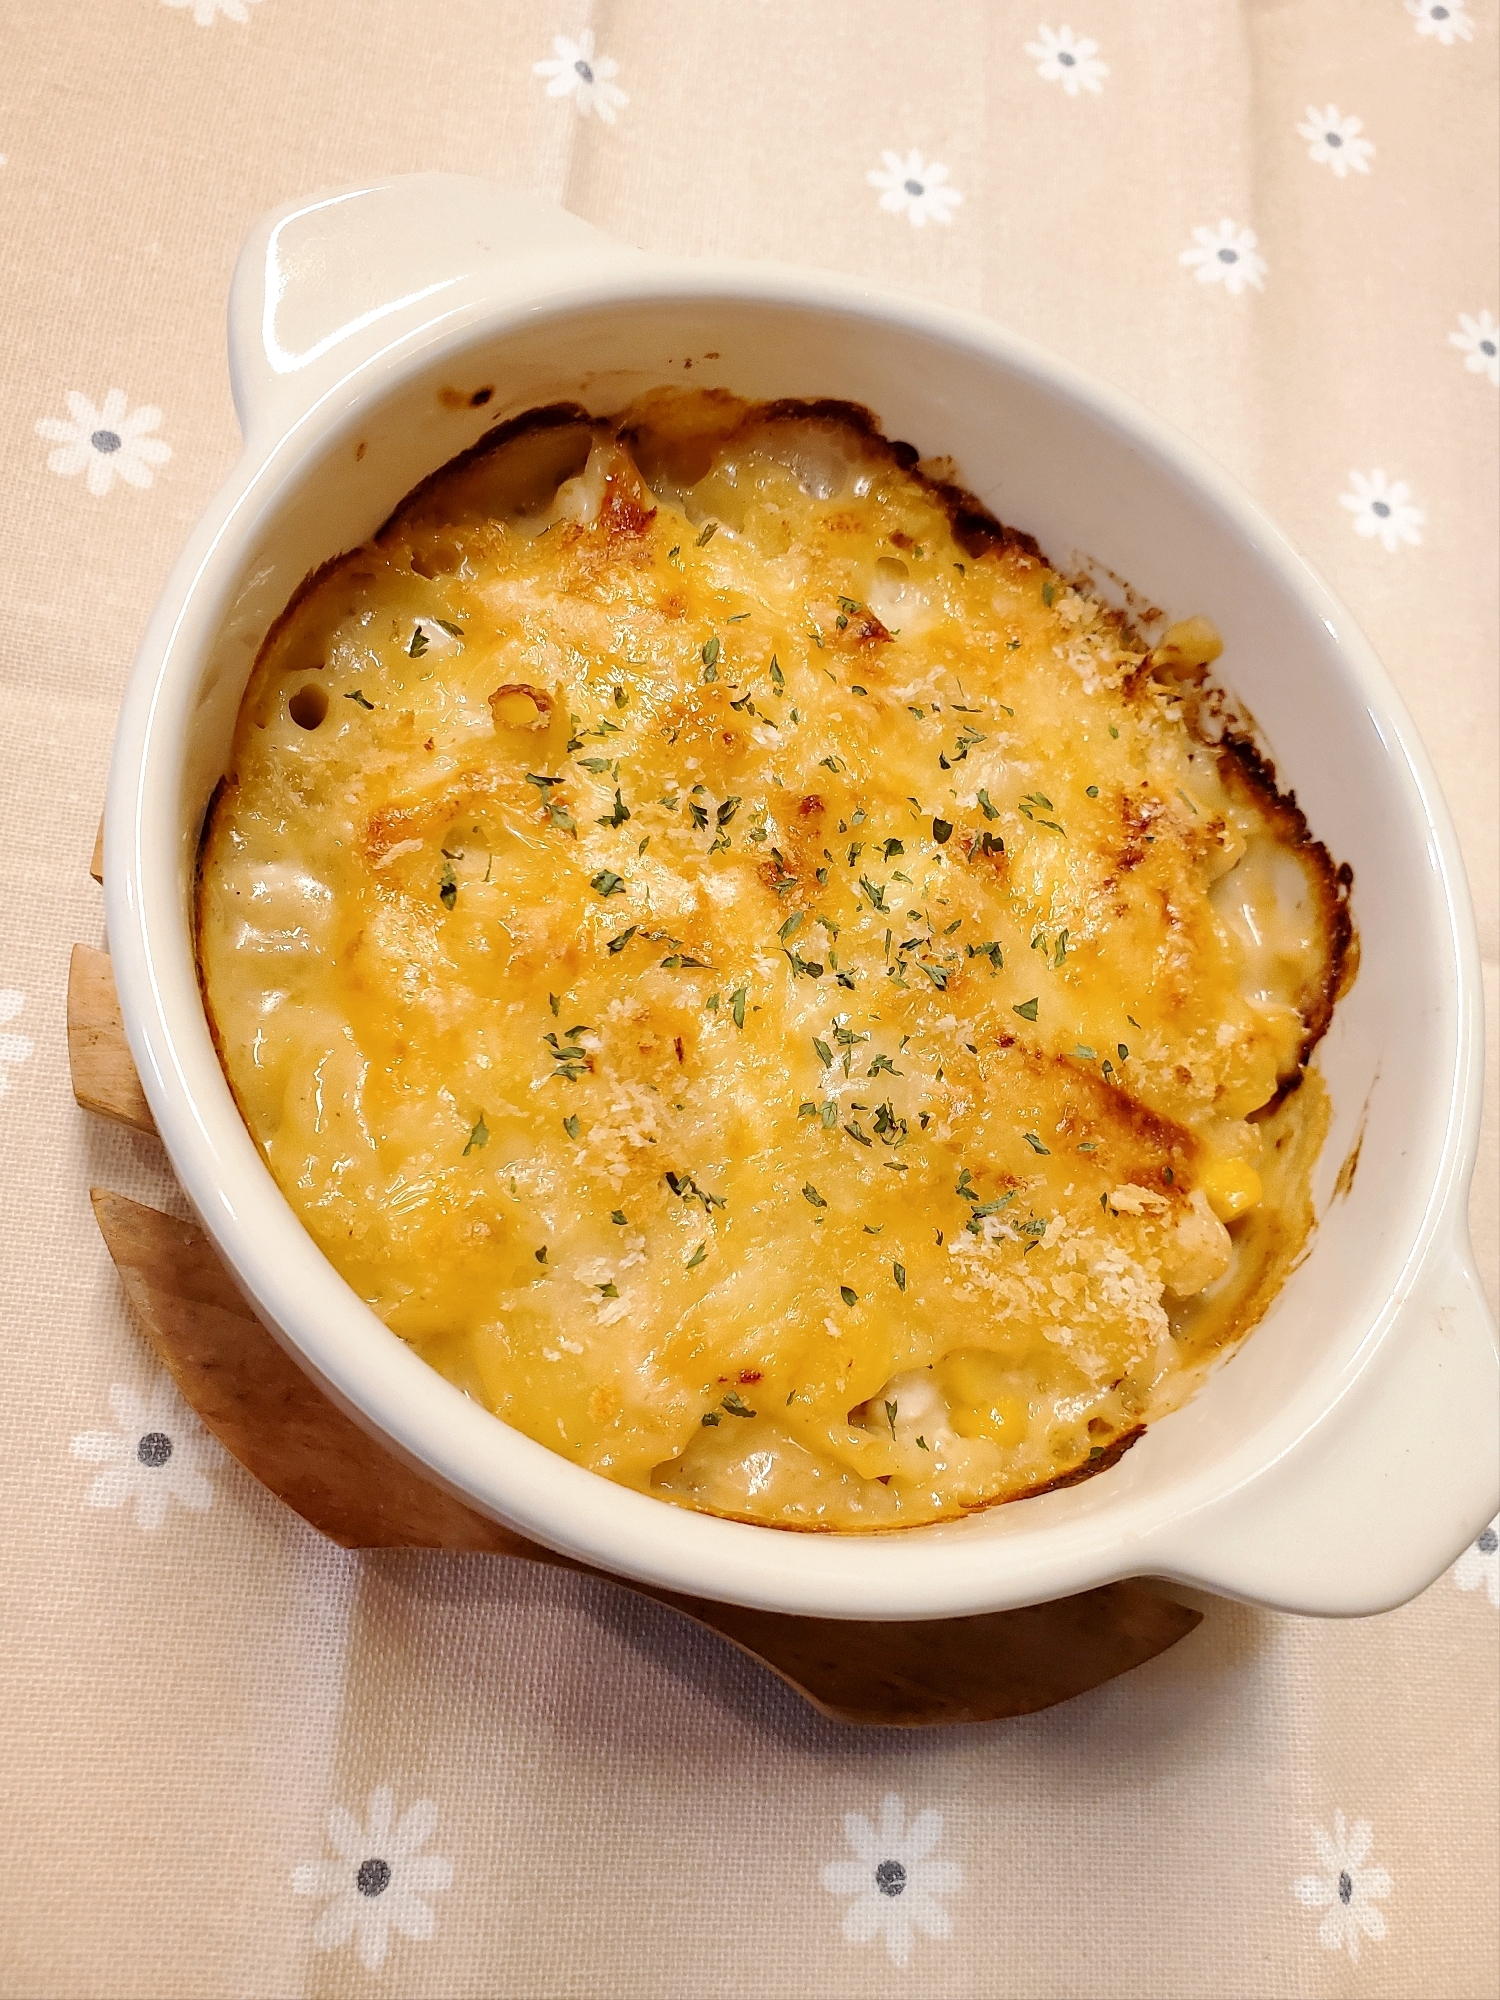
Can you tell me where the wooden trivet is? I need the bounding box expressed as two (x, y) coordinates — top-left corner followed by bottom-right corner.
(70, 826), (1200, 1726)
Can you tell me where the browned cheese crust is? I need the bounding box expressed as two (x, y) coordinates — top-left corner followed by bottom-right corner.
(195, 390), (1352, 1530)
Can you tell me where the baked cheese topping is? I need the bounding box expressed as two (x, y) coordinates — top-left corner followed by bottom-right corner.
(197, 391), (1352, 1529)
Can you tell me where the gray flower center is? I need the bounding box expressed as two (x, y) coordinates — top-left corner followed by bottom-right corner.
(574, 59), (594, 83)
(137, 1431), (173, 1468)
(1432, 7), (1449, 18)
(1338, 1869), (1353, 1905)
(1217, 248), (1238, 263)
(1058, 50), (1076, 64)
(874, 1859), (907, 1898)
(91, 430), (122, 454)
(904, 179), (924, 197)
(1372, 500), (1391, 517)
(1326, 131), (1343, 147)
(356, 1857), (391, 1898)
(1479, 1526), (1498, 1553)
(1481, 341), (1497, 359)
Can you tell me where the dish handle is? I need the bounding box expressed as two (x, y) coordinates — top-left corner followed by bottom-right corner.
(227, 173), (634, 448)
(1148, 1228), (1499, 1615)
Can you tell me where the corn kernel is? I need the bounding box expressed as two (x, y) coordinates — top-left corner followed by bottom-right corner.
(939, 1349), (1029, 1447)
(1201, 1157), (1263, 1222)
(1154, 615), (1224, 673)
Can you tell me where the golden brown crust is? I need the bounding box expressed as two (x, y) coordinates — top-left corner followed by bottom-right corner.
(194, 389), (1354, 1532)
(1215, 733), (1356, 1071)
(375, 400), (598, 544)
(192, 775), (241, 1121)
(726, 395), (1048, 561)
(661, 1421), (1148, 1534)
(1012, 1423), (1147, 1502)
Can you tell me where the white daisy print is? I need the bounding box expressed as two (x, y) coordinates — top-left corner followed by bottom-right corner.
(36, 390), (171, 497)
(1450, 310), (1499, 387)
(1454, 1517), (1499, 1606)
(70, 1378), (219, 1531)
(1296, 105), (1375, 177)
(1406, 0), (1474, 44)
(0, 990), (33, 1097)
(866, 151), (963, 230)
(162, 0), (261, 23)
(1179, 221), (1266, 296)
(533, 30), (627, 124)
(1339, 469), (1425, 552)
(1025, 25), (1109, 96)
(294, 1788), (453, 1971)
(1293, 1811), (1392, 1962)
(821, 1793), (962, 1968)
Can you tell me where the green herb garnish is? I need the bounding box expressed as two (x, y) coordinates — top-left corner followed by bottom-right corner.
(544, 1031), (588, 1082)
(664, 1170), (725, 1213)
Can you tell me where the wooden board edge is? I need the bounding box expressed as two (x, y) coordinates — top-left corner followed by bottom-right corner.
(67, 943), (157, 1134)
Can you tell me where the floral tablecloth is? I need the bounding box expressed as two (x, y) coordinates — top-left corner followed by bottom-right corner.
(1, 3), (1495, 1996)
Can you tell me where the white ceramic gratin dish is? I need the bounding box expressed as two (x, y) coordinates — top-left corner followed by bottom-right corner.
(105, 175), (1498, 1622)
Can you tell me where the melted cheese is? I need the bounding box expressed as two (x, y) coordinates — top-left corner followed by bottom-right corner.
(197, 391), (1348, 1529)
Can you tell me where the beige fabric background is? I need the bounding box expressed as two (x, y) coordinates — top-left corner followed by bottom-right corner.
(1, 2), (1496, 1995)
